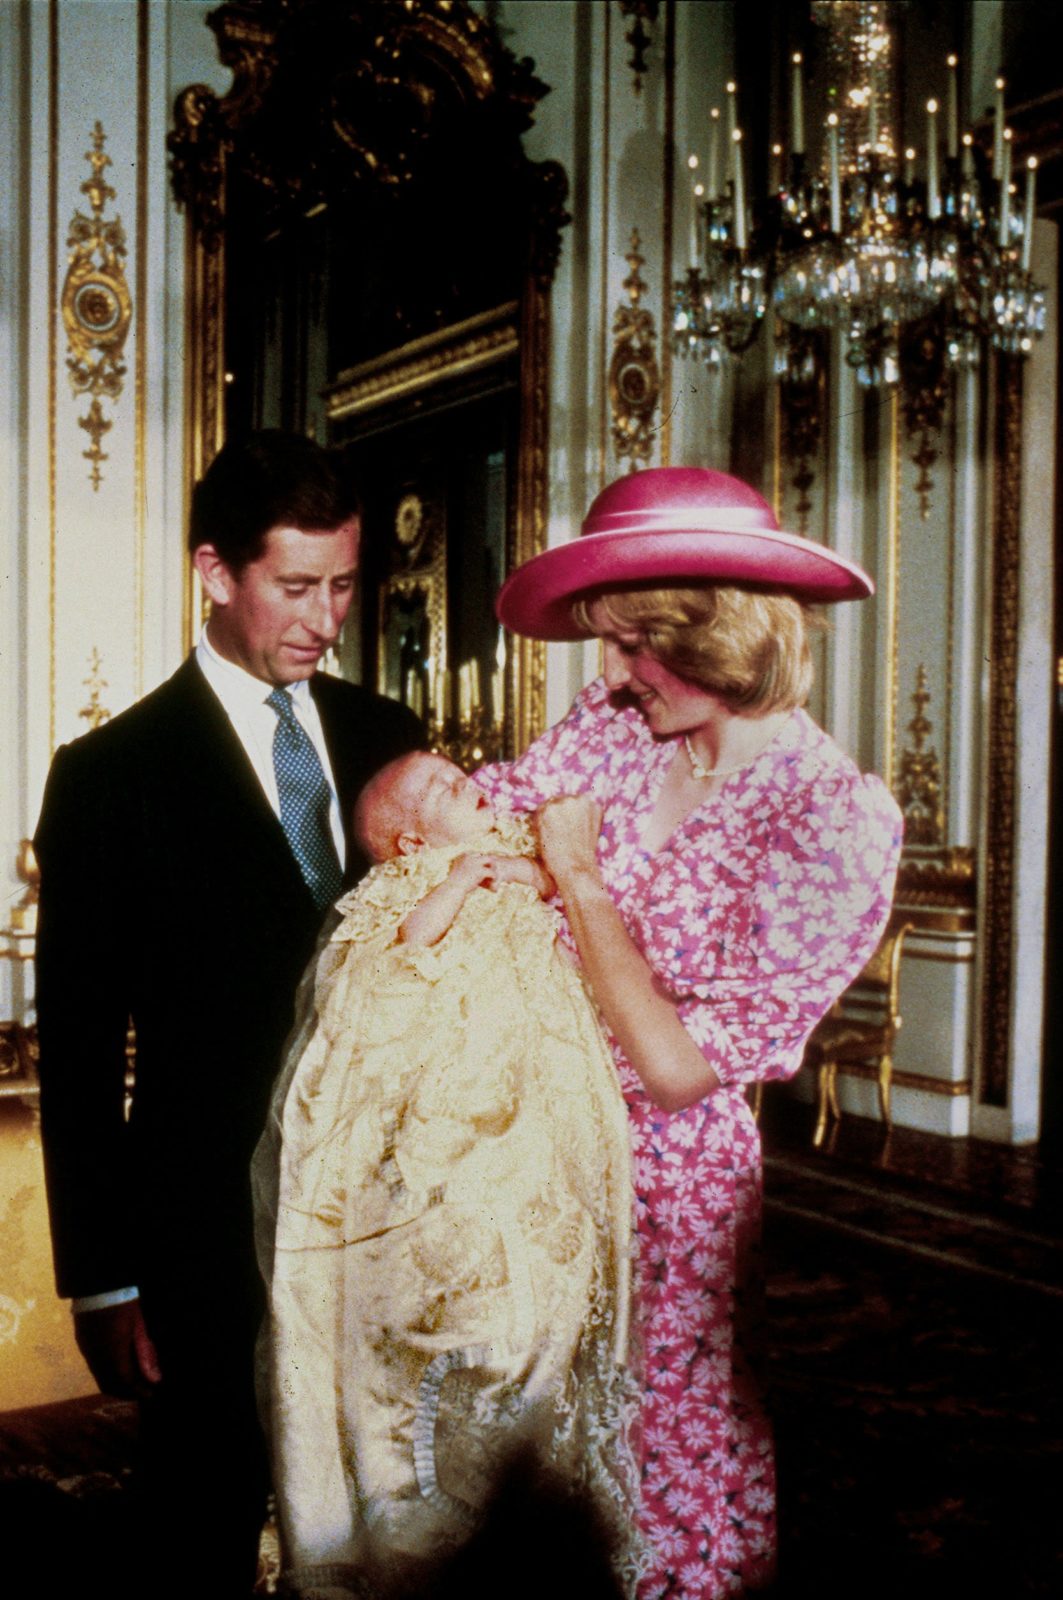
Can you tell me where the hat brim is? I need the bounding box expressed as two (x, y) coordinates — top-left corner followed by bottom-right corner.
(495, 527), (874, 641)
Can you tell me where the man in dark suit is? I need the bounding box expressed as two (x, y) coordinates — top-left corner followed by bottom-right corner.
(34, 431), (423, 1595)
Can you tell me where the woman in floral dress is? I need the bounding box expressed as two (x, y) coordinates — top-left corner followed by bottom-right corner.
(476, 466), (903, 1598)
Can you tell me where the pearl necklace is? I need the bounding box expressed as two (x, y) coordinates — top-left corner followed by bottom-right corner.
(683, 716), (791, 781)
(682, 736), (759, 780)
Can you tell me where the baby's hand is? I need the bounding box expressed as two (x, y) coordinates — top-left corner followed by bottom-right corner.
(490, 856), (557, 899)
(452, 853), (498, 890)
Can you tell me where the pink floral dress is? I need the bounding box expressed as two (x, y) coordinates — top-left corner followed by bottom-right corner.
(476, 680), (902, 1598)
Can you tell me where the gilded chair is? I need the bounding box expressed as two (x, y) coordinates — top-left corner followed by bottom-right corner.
(804, 920), (913, 1147)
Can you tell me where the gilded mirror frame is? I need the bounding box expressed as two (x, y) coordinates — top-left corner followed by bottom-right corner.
(169, 0), (569, 758)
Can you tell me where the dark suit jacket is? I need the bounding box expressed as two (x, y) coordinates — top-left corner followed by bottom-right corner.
(34, 656), (422, 1308)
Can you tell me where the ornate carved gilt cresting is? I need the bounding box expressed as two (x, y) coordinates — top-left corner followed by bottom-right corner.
(169, 0), (569, 759)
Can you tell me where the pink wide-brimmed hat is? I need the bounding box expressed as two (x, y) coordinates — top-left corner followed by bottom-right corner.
(496, 467), (873, 641)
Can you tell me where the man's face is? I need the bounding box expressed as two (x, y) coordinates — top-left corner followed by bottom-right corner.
(197, 520), (359, 685)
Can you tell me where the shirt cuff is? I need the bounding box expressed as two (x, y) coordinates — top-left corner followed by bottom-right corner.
(71, 1285), (139, 1314)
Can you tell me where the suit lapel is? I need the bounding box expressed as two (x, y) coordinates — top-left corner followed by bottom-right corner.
(160, 658), (315, 909)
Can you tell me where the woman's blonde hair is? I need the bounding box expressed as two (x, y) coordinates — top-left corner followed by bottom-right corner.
(573, 585), (823, 713)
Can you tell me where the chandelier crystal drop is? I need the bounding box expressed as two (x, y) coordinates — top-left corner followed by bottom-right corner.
(674, 0), (1047, 388)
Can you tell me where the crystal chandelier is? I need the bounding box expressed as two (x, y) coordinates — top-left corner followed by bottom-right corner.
(674, 0), (1047, 389)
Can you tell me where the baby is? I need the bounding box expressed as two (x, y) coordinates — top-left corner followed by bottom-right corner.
(252, 753), (637, 1599)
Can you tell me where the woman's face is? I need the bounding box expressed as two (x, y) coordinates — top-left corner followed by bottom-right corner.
(586, 599), (724, 736)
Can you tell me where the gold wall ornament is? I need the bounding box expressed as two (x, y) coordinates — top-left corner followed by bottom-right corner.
(895, 665), (946, 847)
(617, 0), (660, 96)
(901, 314), (951, 520)
(78, 647), (112, 731)
(610, 231), (660, 472)
(61, 122), (132, 490)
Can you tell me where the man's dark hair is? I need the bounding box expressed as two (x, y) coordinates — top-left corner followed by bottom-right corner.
(188, 430), (361, 569)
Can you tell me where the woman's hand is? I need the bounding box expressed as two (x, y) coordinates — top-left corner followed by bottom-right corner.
(538, 794), (721, 1111)
(535, 795), (603, 887)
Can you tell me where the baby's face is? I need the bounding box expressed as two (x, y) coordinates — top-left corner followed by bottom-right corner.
(399, 754), (495, 847)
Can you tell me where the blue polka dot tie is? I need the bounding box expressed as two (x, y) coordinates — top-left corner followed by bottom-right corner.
(266, 687), (343, 910)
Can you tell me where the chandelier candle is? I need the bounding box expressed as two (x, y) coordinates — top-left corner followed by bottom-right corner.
(946, 55), (958, 159)
(732, 128), (747, 250)
(707, 107), (720, 198)
(926, 100), (940, 220)
(1023, 158), (1037, 273)
(994, 77), (1006, 179)
(827, 115), (841, 232)
(999, 129), (1012, 249)
(791, 52), (805, 155)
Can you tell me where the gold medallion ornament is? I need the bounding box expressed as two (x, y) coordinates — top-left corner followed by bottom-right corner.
(61, 123), (132, 490)
(610, 230), (660, 471)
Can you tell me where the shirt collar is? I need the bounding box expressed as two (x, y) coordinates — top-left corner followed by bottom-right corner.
(196, 625), (313, 712)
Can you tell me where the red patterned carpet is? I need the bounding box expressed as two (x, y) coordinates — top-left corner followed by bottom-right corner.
(2, 1111), (1060, 1597)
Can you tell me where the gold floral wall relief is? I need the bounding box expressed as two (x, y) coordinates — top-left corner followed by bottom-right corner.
(61, 123), (132, 490)
(895, 664), (946, 847)
(78, 648), (112, 731)
(610, 230), (660, 471)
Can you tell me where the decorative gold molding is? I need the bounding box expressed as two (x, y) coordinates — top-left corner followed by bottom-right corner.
(834, 1060), (972, 1097)
(895, 664), (946, 846)
(610, 230), (660, 471)
(325, 306), (519, 422)
(903, 943), (975, 963)
(981, 356), (1022, 1109)
(896, 845), (976, 904)
(617, 0), (659, 95)
(895, 843), (977, 935)
(62, 123), (132, 490)
(78, 648), (112, 731)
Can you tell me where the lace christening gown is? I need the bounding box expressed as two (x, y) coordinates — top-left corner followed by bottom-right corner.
(253, 813), (639, 1598)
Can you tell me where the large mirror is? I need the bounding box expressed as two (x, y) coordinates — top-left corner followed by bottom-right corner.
(170, 0), (569, 760)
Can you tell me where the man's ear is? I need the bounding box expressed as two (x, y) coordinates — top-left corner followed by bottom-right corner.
(193, 544), (237, 608)
(395, 830), (426, 857)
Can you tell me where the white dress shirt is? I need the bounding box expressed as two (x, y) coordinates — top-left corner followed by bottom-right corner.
(73, 631), (344, 1316)
(194, 625), (346, 869)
